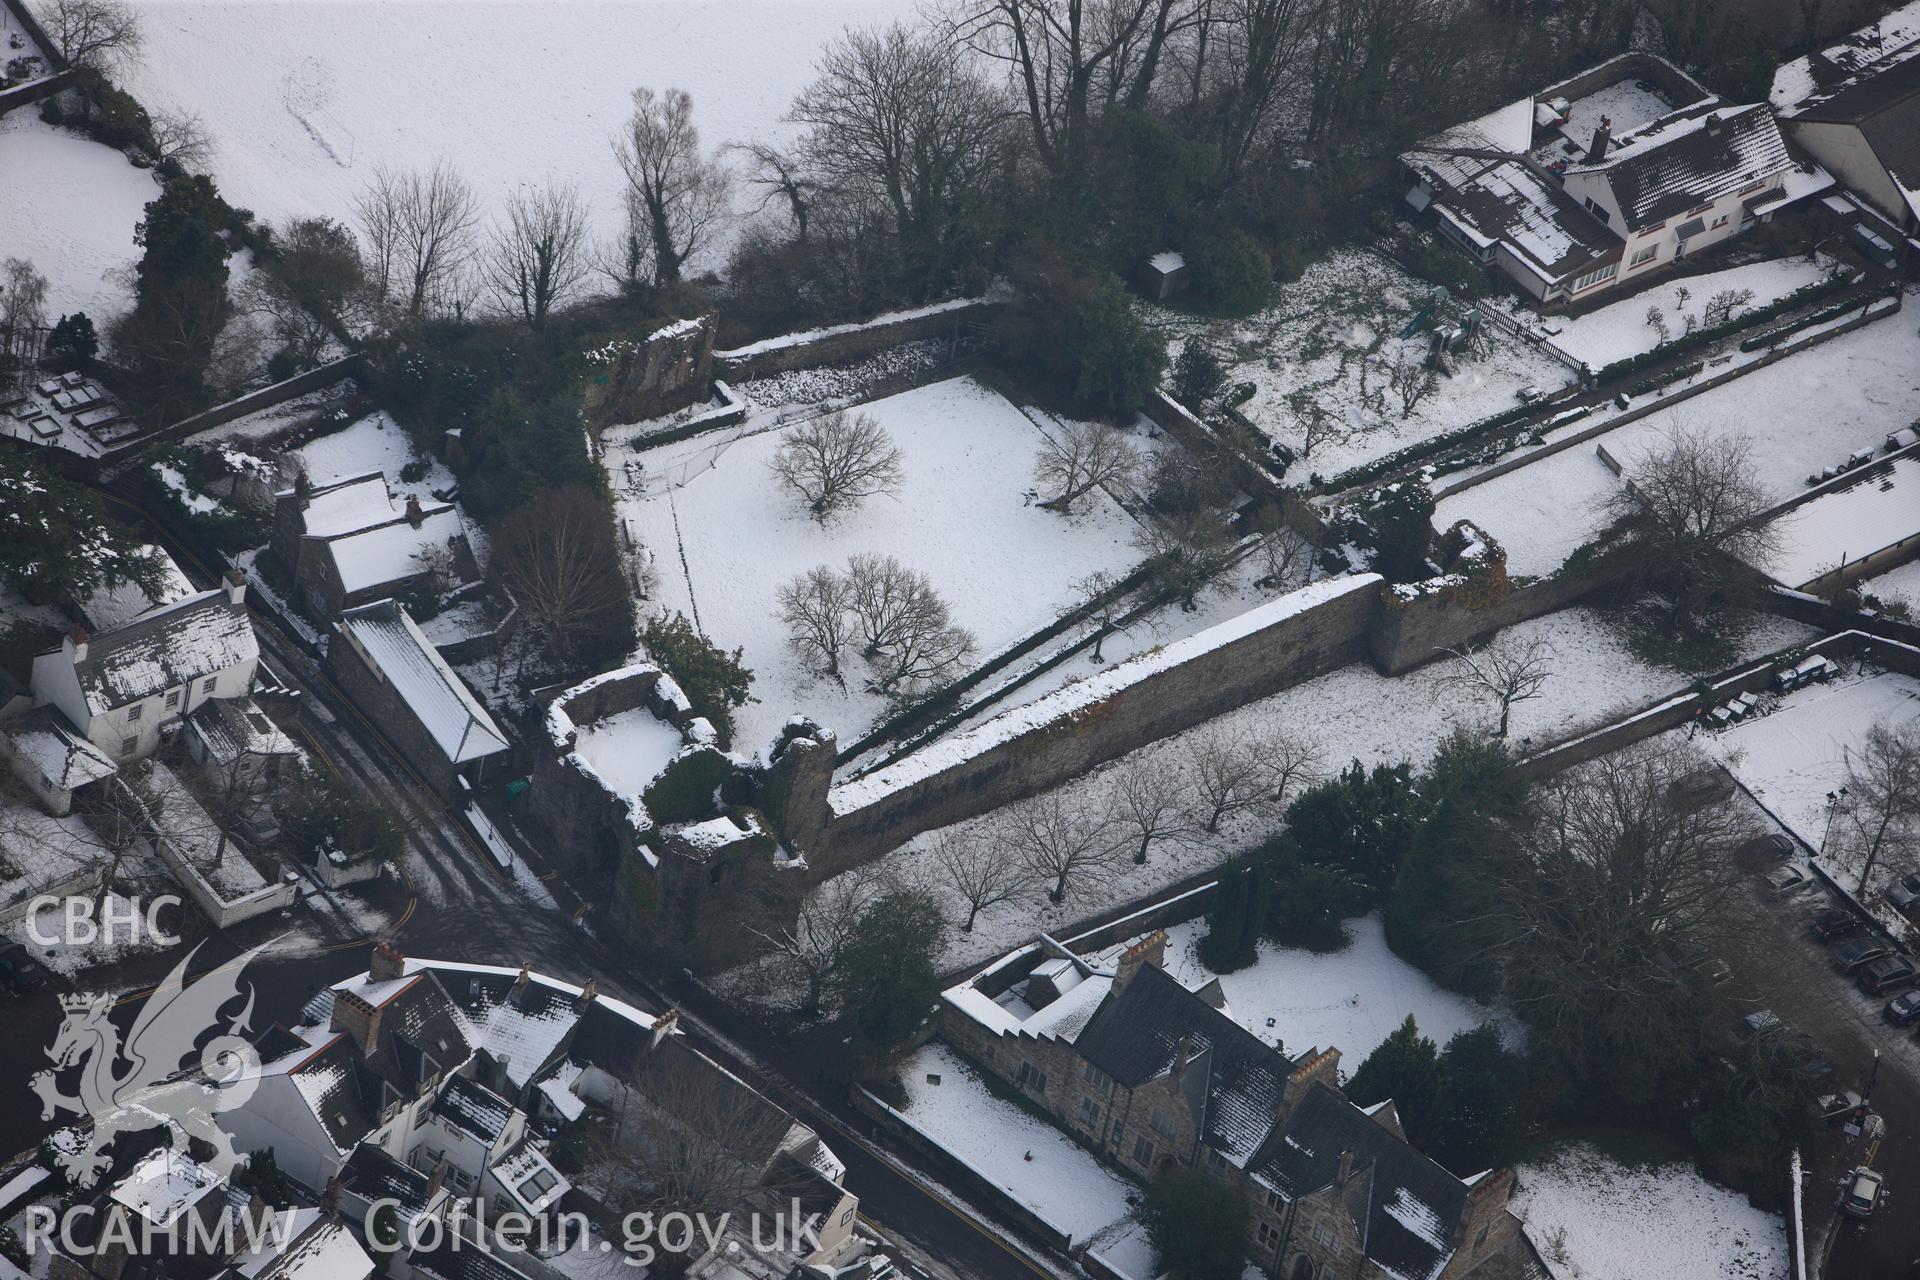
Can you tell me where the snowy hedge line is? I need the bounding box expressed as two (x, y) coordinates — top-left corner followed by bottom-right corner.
(1588, 271), (1863, 384)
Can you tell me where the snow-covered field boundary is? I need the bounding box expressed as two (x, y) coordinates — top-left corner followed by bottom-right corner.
(715, 297), (996, 379)
(111, 355), (364, 461)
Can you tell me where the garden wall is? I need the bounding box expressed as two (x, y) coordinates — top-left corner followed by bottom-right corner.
(715, 297), (994, 380)
(107, 355), (364, 459)
(1368, 565), (1616, 675)
(0, 70), (70, 118)
(816, 575), (1380, 870)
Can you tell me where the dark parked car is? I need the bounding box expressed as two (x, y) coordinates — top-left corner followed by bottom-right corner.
(1887, 874), (1920, 920)
(1810, 908), (1865, 942)
(1857, 957), (1918, 995)
(1833, 939), (1893, 974)
(1739, 1009), (1784, 1039)
(1884, 991), (1920, 1026)
(1670, 767), (1734, 809)
(0, 944), (48, 994)
(1739, 833), (1795, 861)
(1815, 1089), (1865, 1123)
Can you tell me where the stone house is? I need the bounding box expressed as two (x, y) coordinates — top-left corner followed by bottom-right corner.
(270, 472), (476, 623)
(29, 574), (261, 763)
(942, 932), (1548, 1280)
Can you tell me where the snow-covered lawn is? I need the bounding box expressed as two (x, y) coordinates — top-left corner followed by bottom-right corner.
(883, 1042), (1144, 1259)
(121, 0), (897, 265)
(814, 606), (1816, 973)
(1435, 304), (1920, 578)
(1705, 670), (1920, 883)
(1143, 250), (1574, 481)
(1862, 557), (1920, 609)
(617, 377), (1144, 751)
(1157, 914), (1515, 1063)
(1540, 256), (1839, 370)
(294, 409), (453, 493)
(1511, 1141), (1786, 1280)
(0, 113), (156, 321)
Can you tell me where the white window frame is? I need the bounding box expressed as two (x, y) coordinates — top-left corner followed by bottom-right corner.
(1629, 244), (1659, 267)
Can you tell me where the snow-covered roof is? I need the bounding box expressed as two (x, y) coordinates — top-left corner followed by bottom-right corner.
(188, 696), (299, 766)
(490, 1143), (567, 1215)
(109, 1148), (222, 1227)
(336, 601), (508, 765)
(1565, 103), (1792, 230)
(80, 545), (194, 631)
(322, 506), (465, 596)
(293, 472), (434, 539)
(3, 706), (116, 790)
(1758, 453), (1920, 588)
(535, 1062), (587, 1121)
(1773, 0), (1920, 117)
(65, 588), (256, 716)
(234, 1209), (375, 1280)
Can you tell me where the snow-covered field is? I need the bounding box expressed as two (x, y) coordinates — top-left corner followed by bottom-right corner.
(1157, 914), (1515, 1063)
(1143, 250), (1574, 481)
(0, 112), (156, 321)
(617, 377), (1144, 751)
(1511, 1141), (1786, 1280)
(1540, 256), (1839, 370)
(883, 1042), (1144, 1262)
(121, 0), (896, 265)
(1436, 305), (1920, 578)
(1707, 670), (1920, 861)
(812, 606), (1816, 972)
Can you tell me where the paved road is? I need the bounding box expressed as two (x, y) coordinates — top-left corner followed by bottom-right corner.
(1716, 831), (1920, 1278)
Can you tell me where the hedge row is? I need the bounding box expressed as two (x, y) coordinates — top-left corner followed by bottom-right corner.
(1324, 390), (1574, 492)
(1626, 360), (1704, 397)
(1589, 271), (1861, 384)
(1738, 294), (1882, 351)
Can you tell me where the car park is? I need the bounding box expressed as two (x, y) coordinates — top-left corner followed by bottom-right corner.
(1833, 939), (1892, 974)
(1884, 991), (1920, 1026)
(1840, 1166), (1884, 1219)
(1768, 865), (1811, 896)
(1739, 833), (1795, 861)
(1810, 908), (1865, 942)
(1856, 956), (1917, 995)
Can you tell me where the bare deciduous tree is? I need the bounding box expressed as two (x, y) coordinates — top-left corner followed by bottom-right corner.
(844, 553), (976, 696)
(730, 142), (819, 241)
(995, 789), (1122, 903)
(750, 862), (891, 1015)
(496, 487), (629, 662)
(483, 181), (592, 329)
(42, 0), (142, 69)
(1071, 569), (1128, 662)
(770, 410), (904, 523)
(1435, 634), (1555, 739)
(613, 86), (732, 288)
(1600, 424), (1784, 634)
(1134, 506), (1236, 609)
(778, 564), (858, 685)
(1388, 352), (1439, 419)
(353, 160), (479, 319)
(1110, 751), (1196, 864)
(1835, 721), (1920, 893)
(147, 109), (214, 173)
(1034, 419), (1142, 512)
(1250, 507), (1315, 592)
(1186, 724), (1268, 833)
(1701, 287), (1755, 328)
(926, 827), (1032, 931)
(0, 257), (49, 372)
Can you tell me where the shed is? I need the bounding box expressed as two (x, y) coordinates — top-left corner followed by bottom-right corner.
(1136, 251), (1190, 301)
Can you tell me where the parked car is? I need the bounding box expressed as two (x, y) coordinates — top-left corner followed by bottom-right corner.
(1516, 384), (1545, 404)
(0, 944), (48, 994)
(1834, 939), (1893, 974)
(1769, 865), (1812, 896)
(1815, 1089), (1865, 1123)
(1840, 1166), (1884, 1219)
(1740, 1009), (1784, 1039)
(1886, 874), (1920, 920)
(1740, 833), (1796, 861)
(1810, 908), (1866, 942)
(1857, 957), (1918, 995)
(1670, 767), (1734, 809)
(1884, 991), (1920, 1026)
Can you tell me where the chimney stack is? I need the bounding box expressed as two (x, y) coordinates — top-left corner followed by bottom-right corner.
(426, 1156), (447, 1201)
(1704, 111), (1724, 136)
(1172, 1034), (1193, 1078)
(1586, 115), (1612, 163)
(405, 494), (425, 528)
(650, 1006), (680, 1051)
(1336, 1148), (1356, 1187)
(224, 568), (247, 607)
(370, 940), (406, 982)
(64, 623), (88, 665)
(1113, 930), (1166, 992)
(513, 962), (530, 998)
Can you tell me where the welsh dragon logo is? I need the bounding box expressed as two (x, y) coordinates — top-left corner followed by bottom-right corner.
(32, 942), (269, 1189)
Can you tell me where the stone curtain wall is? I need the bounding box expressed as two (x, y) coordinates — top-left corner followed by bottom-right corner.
(714, 297), (994, 380)
(818, 576), (1382, 870)
(583, 315), (716, 426)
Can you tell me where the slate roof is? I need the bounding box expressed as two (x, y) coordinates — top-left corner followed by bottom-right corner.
(188, 697), (298, 766)
(1792, 51), (1920, 219)
(1254, 1082), (1471, 1280)
(336, 602), (508, 765)
(336, 1145), (437, 1225)
(432, 1073), (515, 1144)
(1074, 964), (1296, 1166)
(1566, 103), (1792, 230)
(3, 706), (117, 789)
(66, 589), (256, 716)
(1429, 158), (1619, 280)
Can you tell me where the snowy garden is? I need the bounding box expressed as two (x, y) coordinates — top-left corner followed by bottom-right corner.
(0, 109), (155, 321)
(616, 376), (1148, 751)
(1142, 249), (1574, 482)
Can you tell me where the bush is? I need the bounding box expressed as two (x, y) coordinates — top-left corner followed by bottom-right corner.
(1138, 1167), (1249, 1280)
(45, 313), (98, 372)
(639, 612), (755, 747)
(1070, 278), (1168, 414)
(1285, 759), (1427, 902)
(1199, 856), (1268, 972)
(1171, 340), (1227, 411)
(831, 890), (945, 1053)
(642, 748), (730, 825)
(1347, 1016), (1444, 1139)
(1185, 229), (1272, 315)
(1261, 838), (1360, 951)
